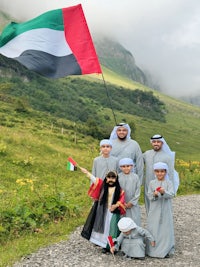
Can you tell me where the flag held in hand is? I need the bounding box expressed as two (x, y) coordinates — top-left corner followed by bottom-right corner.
(107, 235), (116, 260)
(66, 157), (77, 171)
(107, 235), (115, 248)
(156, 187), (161, 192)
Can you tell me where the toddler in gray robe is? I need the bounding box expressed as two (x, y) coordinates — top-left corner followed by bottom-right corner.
(110, 217), (155, 259)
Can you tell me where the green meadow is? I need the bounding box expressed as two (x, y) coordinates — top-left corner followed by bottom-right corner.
(0, 68), (200, 266)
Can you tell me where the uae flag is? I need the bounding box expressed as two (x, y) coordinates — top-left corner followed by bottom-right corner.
(66, 157), (77, 171)
(0, 4), (102, 78)
(107, 236), (115, 248)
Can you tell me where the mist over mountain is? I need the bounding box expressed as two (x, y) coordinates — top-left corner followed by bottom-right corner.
(94, 37), (146, 84)
(0, 8), (200, 107)
(1, 0), (200, 99)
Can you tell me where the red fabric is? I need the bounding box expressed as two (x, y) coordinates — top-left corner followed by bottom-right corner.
(67, 157), (77, 166)
(88, 179), (126, 215)
(156, 186), (161, 191)
(107, 236), (114, 247)
(118, 190), (126, 215)
(88, 178), (103, 200)
(62, 4), (102, 75)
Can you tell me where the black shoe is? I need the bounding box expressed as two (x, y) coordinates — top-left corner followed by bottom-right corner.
(102, 248), (109, 254)
(134, 257), (145, 260)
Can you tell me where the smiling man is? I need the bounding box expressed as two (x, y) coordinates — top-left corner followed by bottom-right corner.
(109, 123), (144, 185)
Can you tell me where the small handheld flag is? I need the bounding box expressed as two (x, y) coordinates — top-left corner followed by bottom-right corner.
(156, 187), (161, 192)
(66, 157), (77, 171)
(107, 235), (115, 248)
(107, 235), (116, 260)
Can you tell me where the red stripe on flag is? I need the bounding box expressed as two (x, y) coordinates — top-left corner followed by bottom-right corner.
(67, 157), (77, 166)
(62, 4), (102, 75)
(107, 236), (114, 248)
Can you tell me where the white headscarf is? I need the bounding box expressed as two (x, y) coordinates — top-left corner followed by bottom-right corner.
(109, 123), (131, 140)
(100, 139), (112, 147)
(153, 161), (169, 180)
(118, 217), (137, 232)
(119, 158), (134, 166)
(119, 158), (134, 172)
(151, 135), (180, 193)
(150, 134), (175, 162)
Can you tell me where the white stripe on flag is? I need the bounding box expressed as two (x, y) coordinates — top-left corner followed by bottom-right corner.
(0, 28), (72, 58)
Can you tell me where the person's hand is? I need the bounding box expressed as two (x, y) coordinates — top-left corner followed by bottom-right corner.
(110, 246), (115, 254)
(110, 204), (118, 212)
(125, 202), (133, 209)
(153, 190), (159, 197)
(80, 167), (88, 173)
(151, 241), (156, 247)
(79, 167), (91, 178)
(159, 187), (165, 195)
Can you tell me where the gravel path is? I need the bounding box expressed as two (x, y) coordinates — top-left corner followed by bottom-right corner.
(12, 194), (200, 267)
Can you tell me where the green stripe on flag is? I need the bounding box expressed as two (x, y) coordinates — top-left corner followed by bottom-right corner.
(0, 9), (64, 47)
(66, 161), (77, 171)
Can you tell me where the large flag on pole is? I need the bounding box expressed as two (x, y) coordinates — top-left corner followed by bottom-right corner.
(0, 4), (102, 78)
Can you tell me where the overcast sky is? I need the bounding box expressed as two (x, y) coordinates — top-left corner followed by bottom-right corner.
(1, 0), (200, 97)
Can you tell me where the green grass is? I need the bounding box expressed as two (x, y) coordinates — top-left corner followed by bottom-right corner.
(0, 69), (200, 266)
(0, 216), (86, 267)
(96, 68), (200, 161)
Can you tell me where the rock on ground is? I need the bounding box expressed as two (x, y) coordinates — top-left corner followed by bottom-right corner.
(12, 194), (200, 267)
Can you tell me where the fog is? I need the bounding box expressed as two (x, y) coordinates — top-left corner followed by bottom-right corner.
(1, 0), (200, 97)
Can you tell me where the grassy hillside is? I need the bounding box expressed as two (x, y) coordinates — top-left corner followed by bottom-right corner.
(0, 102), (97, 266)
(0, 12), (200, 266)
(1, 67), (200, 160)
(84, 67), (200, 161)
(0, 80), (200, 266)
(0, 53), (199, 161)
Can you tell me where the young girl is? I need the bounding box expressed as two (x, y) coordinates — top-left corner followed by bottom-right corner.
(146, 162), (175, 258)
(118, 158), (141, 226)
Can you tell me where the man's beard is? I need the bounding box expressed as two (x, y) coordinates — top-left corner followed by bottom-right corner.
(117, 136), (127, 141)
(153, 146), (161, 151)
(108, 182), (117, 187)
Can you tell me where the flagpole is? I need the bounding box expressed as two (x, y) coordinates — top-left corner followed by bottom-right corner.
(101, 73), (118, 125)
(111, 252), (116, 261)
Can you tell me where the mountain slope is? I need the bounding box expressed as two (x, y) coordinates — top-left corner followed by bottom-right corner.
(0, 11), (200, 160)
(94, 36), (148, 85)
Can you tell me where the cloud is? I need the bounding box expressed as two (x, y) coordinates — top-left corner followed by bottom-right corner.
(1, 0), (200, 97)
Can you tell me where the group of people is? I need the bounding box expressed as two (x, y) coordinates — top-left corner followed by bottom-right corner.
(80, 122), (179, 260)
